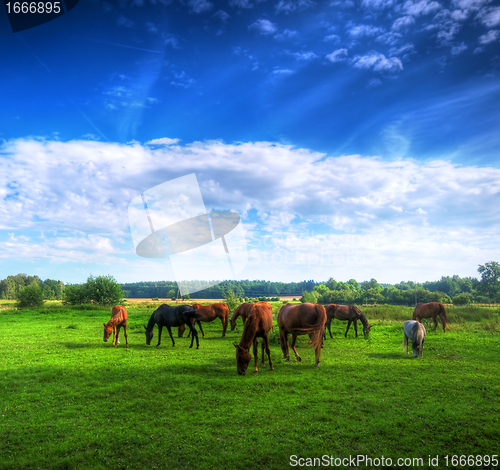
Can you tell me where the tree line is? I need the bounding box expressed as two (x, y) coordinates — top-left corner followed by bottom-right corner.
(2, 261), (500, 306)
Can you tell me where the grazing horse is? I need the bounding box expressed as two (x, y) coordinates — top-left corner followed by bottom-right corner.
(277, 303), (326, 367)
(403, 320), (426, 357)
(412, 302), (448, 332)
(324, 304), (373, 339)
(103, 305), (128, 348)
(234, 303), (274, 375)
(230, 302), (275, 333)
(177, 303), (229, 338)
(145, 304), (200, 349)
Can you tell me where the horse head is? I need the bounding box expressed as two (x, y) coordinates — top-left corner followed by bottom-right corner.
(363, 323), (374, 339)
(144, 325), (154, 345)
(230, 318), (237, 331)
(234, 343), (251, 375)
(103, 323), (112, 342)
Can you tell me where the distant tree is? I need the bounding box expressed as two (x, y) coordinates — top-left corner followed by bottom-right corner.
(167, 289), (176, 299)
(86, 275), (124, 306)
(301, 290), (319, 303)
(453, 293), (473, 305)
(16, 284), (44, 309)
(223, 288), (240, 313)
(478, 261), (500, 302)
(63, 284), (89, 305)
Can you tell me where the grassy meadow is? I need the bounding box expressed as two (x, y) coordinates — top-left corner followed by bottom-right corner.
(1, 302), (500, 470)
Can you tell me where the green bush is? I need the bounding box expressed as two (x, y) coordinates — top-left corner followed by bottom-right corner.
(453, 292), (474, 305)
(63, 284), (89, 305)
(86, 275), (124, 306)
(16, 284), (44, 309)
(64, 275), (124, 306)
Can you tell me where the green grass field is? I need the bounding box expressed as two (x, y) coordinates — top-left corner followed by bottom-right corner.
(1, 302), (500, 470)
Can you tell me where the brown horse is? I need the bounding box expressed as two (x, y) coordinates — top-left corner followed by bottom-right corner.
(178, 303), (229, 338)
(324, 304), (373, 339)
(234, 303), (274, 375)
(230, 302), (275, 333)
(103, 305), (128, 348)
(277, 303), (326, 367)
(412, 302), (448, 332)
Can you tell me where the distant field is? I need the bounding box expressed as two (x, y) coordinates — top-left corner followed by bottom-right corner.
(1, 303), (500, 469)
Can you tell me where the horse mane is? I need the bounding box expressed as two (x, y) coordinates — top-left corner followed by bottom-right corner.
(145, 312), (157, 331)
(239, 313), (258, 349)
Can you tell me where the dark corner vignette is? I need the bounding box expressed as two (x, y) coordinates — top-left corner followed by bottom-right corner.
(3, 0), (78, 33)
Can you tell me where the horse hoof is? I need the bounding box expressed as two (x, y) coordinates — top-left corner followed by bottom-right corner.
(296, 357), (302, 362)
(270, 367), (274, 370)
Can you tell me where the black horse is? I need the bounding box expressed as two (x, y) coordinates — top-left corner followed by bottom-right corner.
(144, 304), (200, 349)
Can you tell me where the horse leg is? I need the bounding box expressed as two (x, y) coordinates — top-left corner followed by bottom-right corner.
(290, 334), (301, 362)
(314, 338), (322, 367)
(264, 334), (274, 370)
(197, 320), (205, 339)
(404, 334), (409, 354)
(188, 321), (199, 349)
(115, 325), (121, 347)
(353, 320), (358, 338)
(177, 324), (185, 338)
(253, 338), (259, 373)
(432, 314), (438, 331)
(167, 326), (175, 347)
(327, 318), (333, 339)
(156, 325), (163, 347)
(279, 330), (290, 361)
(123, 324), (128, 348)
(345, 320), (351, 338)
(221, 313), (228, 338)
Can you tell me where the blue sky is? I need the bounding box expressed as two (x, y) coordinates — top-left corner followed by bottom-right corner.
(1, 0), (499, 286)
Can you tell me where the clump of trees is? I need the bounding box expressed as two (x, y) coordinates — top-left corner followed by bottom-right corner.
(64, 275), (124, 306)
(300, 262), (500, 306)
(16, 284), (45, 309)
(0, 274), (64, 300)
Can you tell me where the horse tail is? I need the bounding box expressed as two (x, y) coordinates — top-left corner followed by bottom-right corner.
(438, 303), (448, 331)
(310, 304), (327, 351)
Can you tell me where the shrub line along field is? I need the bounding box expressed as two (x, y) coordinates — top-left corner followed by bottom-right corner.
(1, 302), (500, 470)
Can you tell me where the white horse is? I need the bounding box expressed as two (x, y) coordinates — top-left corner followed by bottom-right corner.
(403, 320), (426, 357)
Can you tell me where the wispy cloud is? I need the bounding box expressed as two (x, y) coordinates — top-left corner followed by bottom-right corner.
(351, 52), (403, 72)
(249, 19), (279, 35)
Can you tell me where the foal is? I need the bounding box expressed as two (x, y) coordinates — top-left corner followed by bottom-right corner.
(103, 305), (128, 348)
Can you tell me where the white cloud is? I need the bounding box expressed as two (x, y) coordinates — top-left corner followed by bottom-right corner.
(323, 34), (341, 43)
(478, 6), (500, 27)
(402, 0), (441, 17)
(275, 0), (316, 14)
(451, 42), (468, 55)
(229, 0), (253, 7)
(361, 0), (395, 9)
(274, 29), (299, 40)
(187, 0), (213, 13)
(325, 48), (348, 63)
(351, 52), (403, 73)
(479, 29), (500, 44)
(249, 19), (278, 35)
(392, 15), (415, 31)
(272, 68), (294, 74)
(145, 137), (180, 145)
(2, 138), (500, 283)
(288, 51), (319, 61)
(347, 24), (385, 38)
